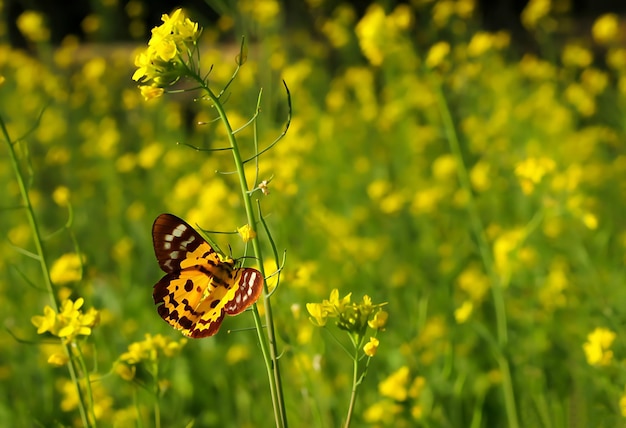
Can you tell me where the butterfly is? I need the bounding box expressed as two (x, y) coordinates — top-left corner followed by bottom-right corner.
(152, 213), (263, 338)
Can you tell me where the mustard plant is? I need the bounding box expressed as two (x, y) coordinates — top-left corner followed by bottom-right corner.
(133, 9), (290, 427)
(115, 333), (188, 428)
(307, 289), (388, 427)
(2, 113), (100, 426)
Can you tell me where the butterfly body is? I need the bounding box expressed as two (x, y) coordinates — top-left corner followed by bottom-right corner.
(152, 213), (263, 338)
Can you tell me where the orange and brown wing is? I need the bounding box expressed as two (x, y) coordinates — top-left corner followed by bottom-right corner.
(151, 213), (264, 338)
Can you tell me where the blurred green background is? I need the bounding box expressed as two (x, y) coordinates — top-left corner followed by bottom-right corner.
(1, 0), (626, 426)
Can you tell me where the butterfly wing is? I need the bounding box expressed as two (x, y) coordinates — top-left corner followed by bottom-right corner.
(152, 213), (210, 273)
(152, 213), (264, 338)
(224, 268), (264, 315)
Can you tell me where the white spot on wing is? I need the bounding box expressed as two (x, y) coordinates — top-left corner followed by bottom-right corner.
(173, 224), (187, 237)
(181, 235), (195, 247)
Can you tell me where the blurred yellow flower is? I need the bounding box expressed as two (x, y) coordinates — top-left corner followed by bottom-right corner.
(582, 212), (598, 230)
(52, 186), (70, 206)
(592, 13), (619, 45)
(239, 0), (280, 25)
(432, 1), (455, 28)
(514, 156), (556, 194)
(581, 68), (608, 95)
(561, 44), (593, 68)
(379, 366), (410, 401)
(363, 337), (379, 357)
(432, 154), (457, 180)
(565, 83), (595, 116)
(539, 260), (568, 310)
(16, 11), (50, 42)
(426, 41), (450, 69)
(47, 352), (69, 367)
(606, 48), (626, 71)
(114, 361), (136, 381)
(118, 333), (187, 372)
(454, 300), (473, 323)
(493, 228), (526, 278)
(226, 344), (250, 365)
(583, 327), (616, 366)
(521, 0), (551, 30)
(457, 264), (490, 302)
(355, 4), (387, 66)
(50, 253), (84, 284)
(467, 32), (493, 57)
(138, 142), (164, 168)
(470, 160), (491, 192)
(363, 400), (402, 424)
(139, 85), (165, 100)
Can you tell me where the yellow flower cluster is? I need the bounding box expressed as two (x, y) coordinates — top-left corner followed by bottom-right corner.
(364, 366), (427, 423)
(307, 289), (387, 357)
(115, 333), (187, 381)
(31, 298), (99, 344)
(583, 327), (616, 367)
(132, 8), (201, 99)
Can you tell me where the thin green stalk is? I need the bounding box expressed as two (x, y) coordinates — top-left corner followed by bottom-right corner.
(75, 343), (98, 428)
(198, 82), (287, 428)
(152, 359), (161, 428)
(1, 115), (93, 428)
(431, 78), (519, 428)
(344, 347), (360, 428)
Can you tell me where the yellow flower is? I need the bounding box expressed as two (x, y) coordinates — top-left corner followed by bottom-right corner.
(118, 333), (187, 370)
(31, 306), (58, 334)
(226, 344), (250, 365)
(133, 8), (201, 89)
(114, 362), (136, 381)
(139, 85), (165, 100)
(47, 352), (69, 367)
(306, 303), (327, 326)
(514, 156), (556, 194)
(50, 253), (84, 285)
(363, 337), (379, 357)
(583, 327), (616, 366)
(592, 13), (619, 45)
(562, 44), (593, 68)
(425, 41), (450, 69)
(32, 298), (99, 342)
(57, 298), (100, 340)
(368, 310), (388, 330)
(237, 224), (257, 243)
(379, 366), (410, 401)
(521, 0), (551, 30)
(52, 186), (70, 206)
(467, 32), (493, 57)
(16, 11), (50, 42)
(454, 301), (473, 324)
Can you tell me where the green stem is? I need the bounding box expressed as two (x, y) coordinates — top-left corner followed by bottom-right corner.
(432, 77), (519, 428)
(74, 342), (97, 427)
(344, 348), (360, 428)
(152, 359), (161, 428)
(200, 83), (287, 428)
(1, 115), (93, 428)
